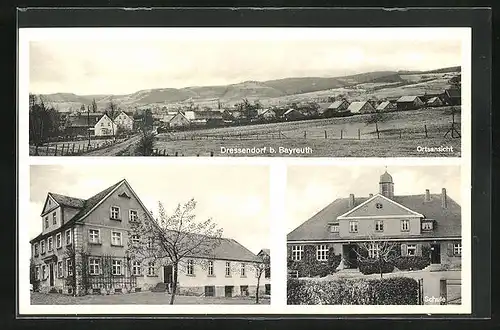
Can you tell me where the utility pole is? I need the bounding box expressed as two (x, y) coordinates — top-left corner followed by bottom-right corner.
(87, 105), (91, 147)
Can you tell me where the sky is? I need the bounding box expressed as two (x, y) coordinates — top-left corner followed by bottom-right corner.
(27, 28), (465, 95)
(28, 164), (270, 256)
(285, 165), (461, 234)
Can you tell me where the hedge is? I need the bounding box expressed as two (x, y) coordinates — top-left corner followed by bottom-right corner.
(287, 245), (341, 278)
(393, 256), (430, 271)
(358, 259), (394, 275)
(287, 277), (419, 305)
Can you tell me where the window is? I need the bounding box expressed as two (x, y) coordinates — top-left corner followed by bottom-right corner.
(129, 210), (138, 222)
(187, 259), (194, 275)
(34, 243), (39, 256)
(401, 220), (410, 232)
(66, 258), (73, 276)
(112, 260), (122, 275)
(376, 203), (383, 209)
(47, 237), (53, 251)
(132, 261), (141, 276)
(147, 237), (154, 249)
(147, 262), (156, 276)
(65, 229), (72, 245)
(349, 221), (358, 233)
(208, 260), (214, 276)
(225, 262), (231, 276)
(35, 266), (40, 280)
(57, 261), (63, 278)
(56, 233), (62, 249)
(422, 221), (433, 230)
(131, 234), (140, 244)
(41, 241), (46, 254)
(110, 206), (121, 220)
(240, 263), (246, 277)
(291, 245), (303, 261)
(52, 212), (57, 225)
(375, 220), (384, 232)
(330, 223), (339, 233)
(316, 245), (329, 261)
(101, 122), (104, 127)
(89, 229), (100, 244)
(89, 258), (100, 275)
(42, 265), (47, 279)
(44, 217), (49, 229)
(407, 244), (417, 256)
(289, 270), (299, 278)
(453, 243), (462, 256)
(368, 243), (379, 258)
(111, 231), (122, 246)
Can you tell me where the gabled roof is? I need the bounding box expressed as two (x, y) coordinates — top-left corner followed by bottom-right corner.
(396, 96), (422, 103)
(445, 89), (461, 98)
(258, 248), (270, 256)
(328, 100), (347, 109)
(427, 97), (442, 104)
(347, 101), (373, 112)
(48, 193), (85, 209)
(196, 237), (261, 262)
(287, 194), (461, 241)
(66, 113), (104, 127)
(284, 109), (300, 115)
(376, 101), (395, 110)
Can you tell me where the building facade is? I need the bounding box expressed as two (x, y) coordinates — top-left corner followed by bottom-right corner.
(396, 96), (425, 111)
(94, 114), (119, 137)
(30, 179), (269, 297)
(113, 111), (134, 132)
(287, 171), (461, 277)
(347, 101), (376, 114)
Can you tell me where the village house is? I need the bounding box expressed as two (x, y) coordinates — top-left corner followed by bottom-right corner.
(94, 114), (119, 137)
(395, 96), (425, 111)
(443, 89), (461, 106)
(376, 101), (397, 112)
(112, 111), (134, 132)
(64, 113), (103, 137)
(287, 170), (461, 277)
(162, 112), (191, 129)
(322, 100), (350, 117)
(184, 110), (224, 127)
(283, 108), (305, 121)
(30, 179), (270, 297)
(258, 109), (277, 121)
(426, 97), (444, 107)
(347, 101), (376, 114)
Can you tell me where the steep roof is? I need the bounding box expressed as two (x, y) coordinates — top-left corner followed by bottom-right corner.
(210, 238), (262, 262)
(376, 101), (395, 110)
(48, 193), (85, 209)
(328, 100), (347, 109)
(396, 96), (421, 103)
(67, 114), (103, 127)
(445, 89), (461, 98)
(191, 110), (223, 120)
(347, 101), (373, 113)
(287, 194), (461, 242)
(427, 97), (441, 103)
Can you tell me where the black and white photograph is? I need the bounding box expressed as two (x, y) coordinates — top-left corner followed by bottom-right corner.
(285, 165), (467, 310)
(21, 27), (468, 158)
(22, 163), (270, 311)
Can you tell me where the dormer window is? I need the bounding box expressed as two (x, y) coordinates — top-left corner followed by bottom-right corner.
(330, 223), (339, 233)
(422, 221), (434, 231)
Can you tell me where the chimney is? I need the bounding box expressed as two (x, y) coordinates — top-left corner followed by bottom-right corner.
(369, 193), (373, 198)
(349, 194), (355, 208)
(425, 189), (431, 202)
(441, 188), (447, 208)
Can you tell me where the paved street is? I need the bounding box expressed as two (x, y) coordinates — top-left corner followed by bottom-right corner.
(31, 291), (270, 305)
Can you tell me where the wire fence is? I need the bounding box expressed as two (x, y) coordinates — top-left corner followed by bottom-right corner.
(29, 136), (133, 156)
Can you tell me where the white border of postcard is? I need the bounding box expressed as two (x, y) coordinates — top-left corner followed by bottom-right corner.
(18, 27), (471, 315)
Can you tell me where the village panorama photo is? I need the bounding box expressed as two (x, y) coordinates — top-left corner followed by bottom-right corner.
(22, 164), (270, 310)
(20, 27), (467, 158)
(285, 165), (466, 310)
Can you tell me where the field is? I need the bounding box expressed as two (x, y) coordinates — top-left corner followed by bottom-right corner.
(29, 136), (133, 156)
(152, 107), (461, 157)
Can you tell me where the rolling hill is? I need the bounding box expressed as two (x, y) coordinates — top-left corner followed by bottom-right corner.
(37, 67), (460, 110)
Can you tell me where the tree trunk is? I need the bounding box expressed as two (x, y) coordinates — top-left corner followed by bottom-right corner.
(170, 263), (178, 305)
(255, 275), (260, 304)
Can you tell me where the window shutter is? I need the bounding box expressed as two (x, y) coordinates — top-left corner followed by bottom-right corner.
(416, 244), (422, 256)
(447, 243), (453, 257)
(401, 244), (407, 256)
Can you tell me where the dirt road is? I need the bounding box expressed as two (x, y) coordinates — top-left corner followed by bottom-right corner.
(84, 135), (141, 156)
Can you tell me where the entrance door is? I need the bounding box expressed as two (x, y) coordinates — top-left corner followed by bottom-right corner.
(49, 263), (54, 286)
(224, 286), (233, 297)
(163, 265), (173, 284)
(431, 244), (441, 264)
(347, 245), (358, 268)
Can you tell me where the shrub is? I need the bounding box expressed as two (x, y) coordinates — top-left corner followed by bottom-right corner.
(287, 245), (341, 278)
(358, 259), (394, 275)
(135, 130), (155, 156)
(393, 256), (430, 271)
(287, 277), (419, 305)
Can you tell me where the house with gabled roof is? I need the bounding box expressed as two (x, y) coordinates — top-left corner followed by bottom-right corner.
(112, 111), (134, 132)
(322, 100), (350, 117)
(287, 170), (461, 277)
(376, 101), (397, 112)
(395, 95), (425, 111)
(347, 101), (376, 114)
(30, 179), (268, 297)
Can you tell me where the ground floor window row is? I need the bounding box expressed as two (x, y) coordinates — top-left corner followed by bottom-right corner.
(289, 241), (462, 261)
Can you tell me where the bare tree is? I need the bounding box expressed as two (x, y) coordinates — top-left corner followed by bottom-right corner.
(106, 100), (119, 141)
(127, 200), (223, 304)
(355, 236), (398, 279)
(252, 252), (270, 304)
(91, 98), (98, 113)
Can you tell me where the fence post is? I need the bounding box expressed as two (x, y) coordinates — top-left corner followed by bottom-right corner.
(340, 130), (343, 139)
(358, 128), (361, 140)
(72, 143), (75, 155)
(46, 144), (49, 154)
(54, 144), (58, 156)
(324, 130), (327, 139)
(440, 279), (447, 305)
(175, 151), (178, 157)
(376, 122), (380, 139)
(304, 131), (306, 139)
(210, 151), (214, 157)
(399, 130), (402, 139)
(424, 125), (428, 138)
(77, 145), (81, 154)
